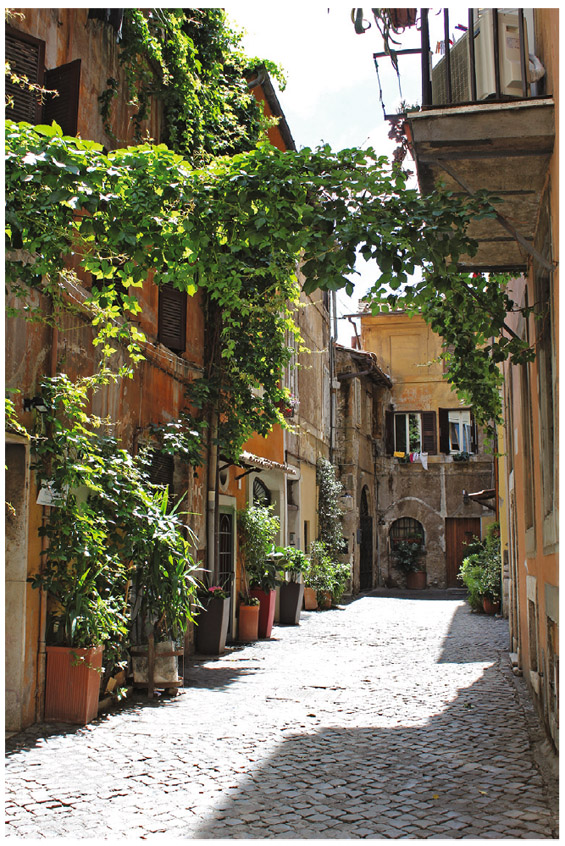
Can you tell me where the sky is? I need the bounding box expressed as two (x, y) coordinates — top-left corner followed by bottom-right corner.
(223, 4), (429, 345)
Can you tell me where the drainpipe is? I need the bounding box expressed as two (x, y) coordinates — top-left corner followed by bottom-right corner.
(329, 292), (337, 465)
(206, 409), (218, 582)
(35, 324), (58, 722)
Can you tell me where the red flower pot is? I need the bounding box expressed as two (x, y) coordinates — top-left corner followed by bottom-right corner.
(250, 588), (276, 638)
(303, 587), (318, 610)
(406, 570), (426, 590)
(44, 645), (103, 725)
(238, 604), (259, 642)
(483, 596), (501, 615)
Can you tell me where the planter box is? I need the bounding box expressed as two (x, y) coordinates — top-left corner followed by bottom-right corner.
(250, 588), (276, 638)
(195, 597), (230, 655)
(131, 640), (179, 685)
(303, 587), (318, 610)
(45, 645), (103, 725)
(238, 604), (259, 641)
(406, 571), (426, 590)
(279, 582), (304, 625)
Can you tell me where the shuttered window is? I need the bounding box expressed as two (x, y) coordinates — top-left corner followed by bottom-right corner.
(421, 411), (437, 455)
(385, 410), (437, 455)
(158, 283), (187, 354)
(439, 408), (477, 454)
(6, 27), (81, 136)
(5, 25), (45, 123)
(44, 60), (81, 136)
(149, 451), (174, 491)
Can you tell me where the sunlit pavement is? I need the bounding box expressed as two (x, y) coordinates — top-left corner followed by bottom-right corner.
(5, 592), (558, 839)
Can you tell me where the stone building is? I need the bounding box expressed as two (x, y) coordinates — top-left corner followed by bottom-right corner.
(360, 311), (496, 590)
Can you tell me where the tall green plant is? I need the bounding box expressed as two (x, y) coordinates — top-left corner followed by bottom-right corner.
(458, 524), (501, 610)
(238, 505), (280, 593)
(316, 458), (346, 564)
(29, 375), (199, 656)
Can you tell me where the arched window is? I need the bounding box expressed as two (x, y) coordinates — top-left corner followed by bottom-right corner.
(253, 477), (271, 507)
(390, 517), (424, 549)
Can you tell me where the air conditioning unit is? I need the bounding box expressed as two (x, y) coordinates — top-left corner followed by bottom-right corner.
(432, 31), (471, 105)
(474, 9), (529, 99)
(431, 10), (530, 105)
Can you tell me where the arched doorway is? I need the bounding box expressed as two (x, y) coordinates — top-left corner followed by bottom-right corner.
(359, 487), (373, 591)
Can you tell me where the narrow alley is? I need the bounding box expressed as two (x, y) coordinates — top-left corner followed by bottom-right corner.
(5, 593), (558, 840)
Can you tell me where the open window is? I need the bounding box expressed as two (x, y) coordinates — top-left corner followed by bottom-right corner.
(6, 26), (81, 136)
(439, 408), (478, 454)
(385, 410), (437, 455)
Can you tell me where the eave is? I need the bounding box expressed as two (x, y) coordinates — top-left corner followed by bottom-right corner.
(405, 97), (555, 273)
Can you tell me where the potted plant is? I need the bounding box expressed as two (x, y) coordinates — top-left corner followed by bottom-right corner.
(393, 540), (426, 589)
(126, 486), (199, 694)
(305, 540), (349, 609)
(458, 524), (501, 614)
(276, 546), (308, 625)
(30, 505), (129, 725)
(194, 581), (231, 655)
(238, 505), (280, 638)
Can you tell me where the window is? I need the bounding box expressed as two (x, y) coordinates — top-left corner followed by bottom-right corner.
(149, 451), (174, 493)
(390, 518), (425, 549)
(253, 477), (271, 507)
(385, 410), (437, 455)
(439, 408), (477, 454)
(6, 27), (81, 136)
(158, 283), (187, 354)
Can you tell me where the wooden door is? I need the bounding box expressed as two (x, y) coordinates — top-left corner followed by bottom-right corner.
(359, 488), (373, 591)
(445, 518), (481, 588)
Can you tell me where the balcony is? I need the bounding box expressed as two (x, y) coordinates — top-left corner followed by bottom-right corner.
(388, 9), (555, 273)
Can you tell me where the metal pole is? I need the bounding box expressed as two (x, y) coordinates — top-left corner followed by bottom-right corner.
(420, 9), (432, 106)
(444, 9), (452, 103)
(468, 9), (477, 101)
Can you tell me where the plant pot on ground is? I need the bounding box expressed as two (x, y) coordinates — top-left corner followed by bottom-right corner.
(238, 504), (280, 639)
(276, 546), (308, 625)
(194, 584), (231, 655)
(305, 540), (351, 609)
(238, 597), (260, 641)
(303, 587), (318, 610)
(458, 523), (501, 613)
(392, 540), (426, 590)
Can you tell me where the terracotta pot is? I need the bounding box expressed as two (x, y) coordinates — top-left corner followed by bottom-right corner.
(303, 586), (318, 610)
(279, 582), (305, 625)
(195, 597), (230, 654)
(483, 596), (501, 615)
(44, 645), (103, 725)
(250, 588), (277, 638)
(238, 604), (259, 641)
(389, 9), (417, 30)
(319, 590), (332, 609)
(406, 570), (426, 590)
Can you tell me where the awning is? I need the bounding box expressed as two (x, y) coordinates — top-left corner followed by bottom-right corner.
(237, 450), (300, 480)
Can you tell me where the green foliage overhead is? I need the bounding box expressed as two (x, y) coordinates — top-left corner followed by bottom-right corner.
(6, 117), (533, 446)
(105, 8), (284, 162)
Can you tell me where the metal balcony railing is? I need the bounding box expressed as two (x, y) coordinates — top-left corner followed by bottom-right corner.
(374, 9), (533, 109)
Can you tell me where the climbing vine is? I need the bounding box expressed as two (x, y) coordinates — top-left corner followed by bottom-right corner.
(102, 8), (284, 163)
(6, 116), (533, 447)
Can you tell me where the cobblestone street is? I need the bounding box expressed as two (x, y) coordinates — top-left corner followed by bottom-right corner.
(5, 592), (559, 839)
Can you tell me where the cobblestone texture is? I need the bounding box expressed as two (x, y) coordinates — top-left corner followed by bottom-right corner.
(5, 592), (559, 838)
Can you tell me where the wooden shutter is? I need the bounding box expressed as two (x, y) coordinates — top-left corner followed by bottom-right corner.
(438, 407), (450, 454)
(421, 411), (437, 455)
(470, 412), (478, 454)
(43, 60), (81, 136)
(384, 410), (395, 456)
(5, 26), (45, 124)
(158, 283), (187, 353)
(149, 452), (174, 490)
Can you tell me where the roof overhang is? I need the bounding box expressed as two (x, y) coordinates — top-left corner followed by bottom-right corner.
(405, 97), (555, 273)
(236, 450), (300, 480)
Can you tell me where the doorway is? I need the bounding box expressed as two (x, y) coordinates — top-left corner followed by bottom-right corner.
(445, 517), (481, 588)
(359, 487), (373, 591)
(218, 510), (235, 636)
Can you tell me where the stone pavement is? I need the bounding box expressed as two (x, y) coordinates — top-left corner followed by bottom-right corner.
(5, 592), (559, 839)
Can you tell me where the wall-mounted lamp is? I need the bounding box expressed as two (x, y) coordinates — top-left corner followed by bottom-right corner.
(462, 489), (470, 506)
(23, 395), (49, 414)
